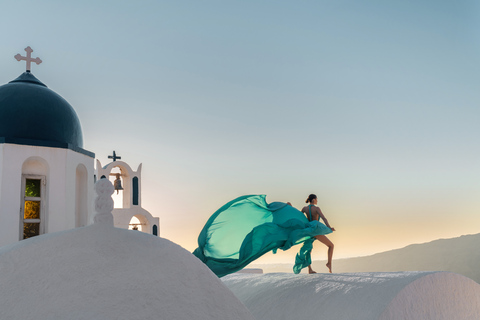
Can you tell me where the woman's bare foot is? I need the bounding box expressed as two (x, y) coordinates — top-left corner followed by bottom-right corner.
(326, 263), (332, 273)
(308, 269), (317, 274)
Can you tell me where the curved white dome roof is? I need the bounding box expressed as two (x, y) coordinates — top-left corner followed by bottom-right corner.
(0, 224), (254, 320)
(223, 272), (480, 320)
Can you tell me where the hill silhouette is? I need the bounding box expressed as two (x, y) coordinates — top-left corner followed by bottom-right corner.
(253, 233), (480, 283)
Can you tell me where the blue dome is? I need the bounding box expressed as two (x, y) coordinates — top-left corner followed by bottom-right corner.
(0, 72), (83, 148)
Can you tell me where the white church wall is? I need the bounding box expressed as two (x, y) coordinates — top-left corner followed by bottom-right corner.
(66, 150), (94, 227)
(0, 144), (23, 245)
(0, 144), (94, 246)
(0, 145), (3, 222)
(75, 164), (88, 227)
(96, 160), (141, 208)
(112, 207), (160, 235)
(39, 148), (67, 234)
(97, 159), (159, 236)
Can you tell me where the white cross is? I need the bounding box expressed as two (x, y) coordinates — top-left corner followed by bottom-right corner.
(14, 46), (42, 72)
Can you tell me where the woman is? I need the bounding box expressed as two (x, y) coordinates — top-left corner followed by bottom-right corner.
(193, 194), (333, 277)
(301, 194), (335, 273)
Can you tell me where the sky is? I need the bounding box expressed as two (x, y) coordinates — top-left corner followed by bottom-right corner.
(1, 0), (479, 264)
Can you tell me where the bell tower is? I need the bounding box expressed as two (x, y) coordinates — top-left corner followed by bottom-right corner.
(95, 151), (159, 236)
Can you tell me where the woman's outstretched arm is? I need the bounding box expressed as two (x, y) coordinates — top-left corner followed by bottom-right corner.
(318, 207), (335, 231)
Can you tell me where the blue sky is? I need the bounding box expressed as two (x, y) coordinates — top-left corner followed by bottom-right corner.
(1, 0), (479, 262)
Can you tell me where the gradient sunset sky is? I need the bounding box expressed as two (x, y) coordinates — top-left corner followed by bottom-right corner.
(1, 0), (479, 264)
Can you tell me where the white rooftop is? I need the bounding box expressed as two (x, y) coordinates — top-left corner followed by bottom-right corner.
(0, 224), (254, 320)
(223, 271), (480, 320)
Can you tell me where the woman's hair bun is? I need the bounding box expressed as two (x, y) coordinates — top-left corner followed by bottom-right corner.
(306, 194), (317, 203)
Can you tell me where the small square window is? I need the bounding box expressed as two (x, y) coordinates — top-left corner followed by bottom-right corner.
(23, 223), (40, 239)
(25, 179), (41, 197)
(24, 201), (41, 219)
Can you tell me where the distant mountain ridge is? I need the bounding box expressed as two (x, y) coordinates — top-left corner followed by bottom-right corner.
(253, 233), (480, 283)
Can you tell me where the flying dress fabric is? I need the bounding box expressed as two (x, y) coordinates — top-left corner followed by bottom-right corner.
(193, 195), (332, 277)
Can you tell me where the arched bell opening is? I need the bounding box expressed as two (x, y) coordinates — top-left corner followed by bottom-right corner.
(128, 216), (142, 231)
(108, 166), (129, 209)
(128, 214), (149, 232)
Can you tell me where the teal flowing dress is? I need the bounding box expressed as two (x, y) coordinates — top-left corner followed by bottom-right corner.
(193, 195), (332, 277)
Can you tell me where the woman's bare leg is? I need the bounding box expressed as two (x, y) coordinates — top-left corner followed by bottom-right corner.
(315, 235), (334, 273)
(308, 265), (316, 274)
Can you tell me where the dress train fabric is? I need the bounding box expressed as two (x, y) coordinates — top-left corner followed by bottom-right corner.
(193, 195), (332, 277)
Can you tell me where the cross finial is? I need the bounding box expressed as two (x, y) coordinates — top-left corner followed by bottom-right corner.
(14, 46), (42, 72)
(108, 151), (121, 162)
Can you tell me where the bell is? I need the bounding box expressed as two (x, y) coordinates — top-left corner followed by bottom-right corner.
(113, 173), (123, 194)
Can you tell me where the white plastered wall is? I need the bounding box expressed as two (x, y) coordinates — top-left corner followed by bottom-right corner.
(0, 145), (3, 223)
(96, 160), (140, 208)
(0, 144), (94, 247)
(112, 207), (160, 235)
(75, 164), (88, 228)
(96, 160), (160, 236)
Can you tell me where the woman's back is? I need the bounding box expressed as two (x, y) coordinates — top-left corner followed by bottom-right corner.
(302, 205), (320, 222)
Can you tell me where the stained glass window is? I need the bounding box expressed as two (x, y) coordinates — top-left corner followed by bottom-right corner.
(22, 177), (43, 240)
(25, 179), (41, 197)
(23, 223), (40, 240)
(24, 201), (40, 219)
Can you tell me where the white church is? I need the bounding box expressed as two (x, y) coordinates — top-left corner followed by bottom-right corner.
(0, 47), (159, 247)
